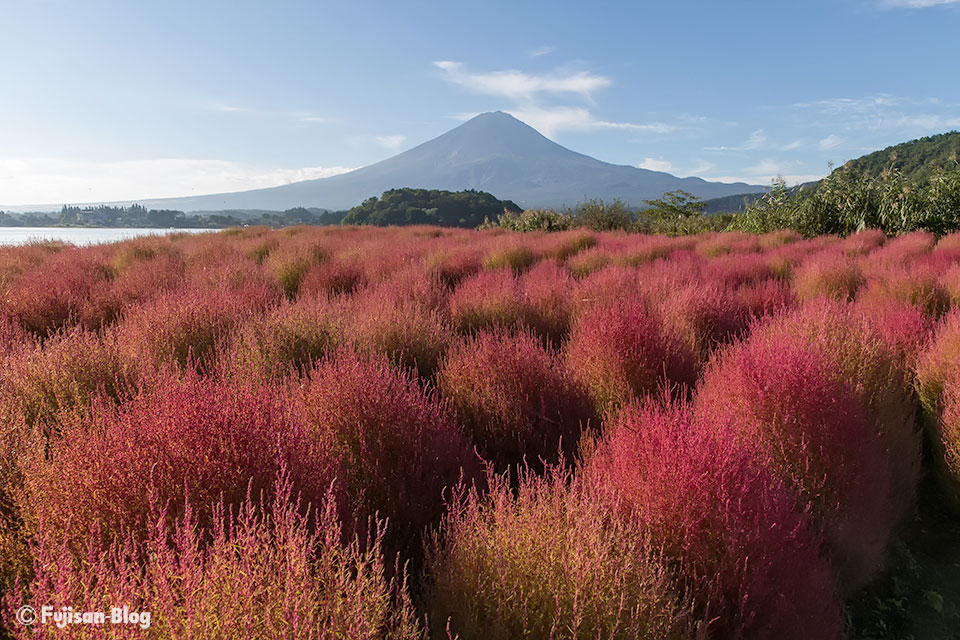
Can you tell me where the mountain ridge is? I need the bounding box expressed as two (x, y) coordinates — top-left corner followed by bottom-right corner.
(4, 111), (767, 213)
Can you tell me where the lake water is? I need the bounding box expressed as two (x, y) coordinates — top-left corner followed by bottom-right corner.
(0, 227), (217, 246)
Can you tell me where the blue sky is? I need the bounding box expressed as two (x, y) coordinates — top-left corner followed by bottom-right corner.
(2, 0), (959, 205)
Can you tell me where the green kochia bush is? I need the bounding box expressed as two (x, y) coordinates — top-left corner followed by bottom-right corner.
(426, 468), (695, 640)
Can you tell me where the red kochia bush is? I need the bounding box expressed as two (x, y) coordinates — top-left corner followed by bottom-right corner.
(6, 474), (422, 639)
(300, 350), (479, 560)
(117, 285), (263, 370)
(696, 334), (894, 594)
(336, 284), (453, 378)
(18, 370), (340, 549)
(939, 373), (960, 508)
(0, 248), (114, 337)
(448, 268), (528, 334)
(438, 329), (595, 471)
(517, 259), (575, 345)
(916, 311), (960, 507)
(565, 299), (698, 412)
(760, 299), (923, 530)
(587, 400), (843, 639)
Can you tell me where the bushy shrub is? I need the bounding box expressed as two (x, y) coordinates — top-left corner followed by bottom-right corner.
(565, 299), (698, 412)
(228, 299), (339, 379)
(482, 241), (536, 273)
(426, 468), (694, 640)
(586, 400), (843, 639)
(300, 350), (478, 561)
(298, 258), (367, 299)
(0, 328), (132, 435)
(565, 246), (612, 277)
(937, 372), (960, 506)
(423, 247), (483, 287)
(0, 249), (114, 337)
(336, 285), (453, 378)
(118, 285), (260, 370)
(696, 334), (894, 593)
(448, 268), (528, 334)
(759, 300), (923, 528)
(438, 329), (595, 471)
(18, 370), (340, 550)
(517, 259), (574, 345)
(6, 474), (422, 639)
(793, 252), (865, 301)
(859, 261), (951, 317)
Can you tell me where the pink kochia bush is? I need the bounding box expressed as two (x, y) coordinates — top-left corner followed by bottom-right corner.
(916, 311), (960, 507)
(762, 299), (923, 529)
(117, 284), (265, 370)
(438, 329), (595, 471)
(565, 299), (698, 412)
(336, 284), (453, 378)
(300, 350), (479, 560)
(18, 370), (340, 550)
(6, 474), (422, 639)
(448, 268), (528, 334)
(586, 400), (843, 639)
(426, 467), (695, 640)
(0, 248), (114, 337)
(696, 333), (894, 593)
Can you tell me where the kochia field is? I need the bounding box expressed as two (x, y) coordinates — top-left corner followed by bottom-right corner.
(1, 225), (958, 639)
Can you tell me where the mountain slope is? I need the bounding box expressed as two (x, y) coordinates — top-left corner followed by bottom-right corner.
(129, 111), (764, 212)
(840, 131), (960, 182)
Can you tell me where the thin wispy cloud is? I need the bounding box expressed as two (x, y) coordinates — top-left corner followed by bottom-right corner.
(451, 106), (680, 139)
(705, 129), (768, 152)
(819, 134), (843, 150)
(530, 46), (556, 57)
(0, 157), (355, 206)
(434, 60), (612, 101)
(438, 61), (685, 139)
(879, 0), (960, 7)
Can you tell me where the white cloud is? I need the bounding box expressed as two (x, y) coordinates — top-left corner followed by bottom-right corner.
(375, 135), (407, 150)
(212, 105), (250, 113)
(0, 157), (356, 206)
(507, 106), (679, 138)
(880, 0), (960, 7)
(782, 140), (805, 151)
(434, 60), (612, 101)
(530, 46), (556, 57)
(638, 158), (673, 172)
(300, 115), (331, 123)
(819, 134), (843, 150)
